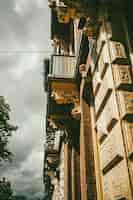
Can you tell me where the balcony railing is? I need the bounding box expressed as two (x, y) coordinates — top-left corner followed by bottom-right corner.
(49, 55), (76, 79)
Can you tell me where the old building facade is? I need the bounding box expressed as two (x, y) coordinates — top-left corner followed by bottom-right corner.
(43, 0), (133, 199)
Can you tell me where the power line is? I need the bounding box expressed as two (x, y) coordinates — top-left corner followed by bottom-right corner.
(0, 50), (53, 54)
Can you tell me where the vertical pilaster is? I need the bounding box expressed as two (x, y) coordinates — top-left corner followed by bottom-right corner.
(80, 87), (88, 200)
(80, 78), (97, 200)
(90, 105), (104, 200)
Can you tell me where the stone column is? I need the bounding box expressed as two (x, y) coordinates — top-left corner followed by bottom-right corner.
(80, 78), (88, 200)
(80, 75), (97, 200)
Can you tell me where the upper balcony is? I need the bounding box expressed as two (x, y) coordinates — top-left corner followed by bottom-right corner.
(49, 0), (98, 20)
(44, 55), (79, 107)
(48, 54), (76, 80)
(51, 7), (71, 39)
(43, 55), (77, 92)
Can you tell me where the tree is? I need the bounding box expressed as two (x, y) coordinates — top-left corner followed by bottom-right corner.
(0, 96), (18, 162)
(0, 177), (14, 200)
(13, 195), (28, 200)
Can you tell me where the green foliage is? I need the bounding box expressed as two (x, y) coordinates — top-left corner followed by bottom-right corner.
(0, 177), (14, 200)
(13, 195), (28, 200)
(0, 96), (18, 162)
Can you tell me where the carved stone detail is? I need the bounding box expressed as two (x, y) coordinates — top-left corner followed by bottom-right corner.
(100, 123), (124, 174)
(117, 91), (133, 119)
(109, 41), (128, 64)
(112, 64), (132, 90)
(51, 90), (79, 105)
(103, 160), (132, 199)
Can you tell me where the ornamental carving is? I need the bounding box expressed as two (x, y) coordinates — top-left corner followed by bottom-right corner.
(51, 90), (79, 105)
(117, 91), (133, 119)
(109, 41), (128, 64)
(112, 64), (132, 90)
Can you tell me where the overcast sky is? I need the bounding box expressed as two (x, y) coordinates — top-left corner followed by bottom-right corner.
(0, 0), (51, 199)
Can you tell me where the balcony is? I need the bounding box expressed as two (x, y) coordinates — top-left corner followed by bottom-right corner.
(56, 0), (98, 20)
(51, 8), (71, 39)
(46, 130), (61, 153)
(49, 55), (76, 79)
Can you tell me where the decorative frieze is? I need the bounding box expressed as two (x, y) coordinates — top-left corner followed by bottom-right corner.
(117, 91), (133, 119)
(103, 160), (132, 200)
(51, 82), (79, 105)
(109, 41), (128, 64)
(51, 90), (79, 105)
(112, 64), (133, 90)
(100, 123), (124, 174)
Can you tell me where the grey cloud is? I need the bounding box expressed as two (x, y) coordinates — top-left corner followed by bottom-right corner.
(0, 0), (51, 51)
(1, 149), (44, 198)
(0, 0), (50, 198)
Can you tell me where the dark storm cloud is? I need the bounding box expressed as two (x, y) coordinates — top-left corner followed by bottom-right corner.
(0, 0), (50, 198)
